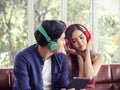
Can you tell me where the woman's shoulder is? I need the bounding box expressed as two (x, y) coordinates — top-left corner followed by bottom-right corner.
(91, 50), (104, 62)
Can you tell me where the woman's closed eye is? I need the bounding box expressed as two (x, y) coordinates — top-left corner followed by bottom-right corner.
(79, 36), (84, 39)
(72, 39), (77, 43)
(72, 36), (84, 43)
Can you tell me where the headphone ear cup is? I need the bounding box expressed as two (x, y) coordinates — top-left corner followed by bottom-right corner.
(48, 41), (57, 50)
(84, 30), (91, 42)
(65, 39), (73, 49)
(65, 39), (69, 46)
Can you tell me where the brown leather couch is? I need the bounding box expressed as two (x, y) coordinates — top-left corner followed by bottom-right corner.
(95, 64), (120, 90)
(0, 64), (120, 90)
(0, 68), (14, 90)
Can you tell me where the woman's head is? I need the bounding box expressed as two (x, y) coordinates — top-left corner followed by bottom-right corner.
(34, 20), (66, 51)
(65, 24), (90, 51)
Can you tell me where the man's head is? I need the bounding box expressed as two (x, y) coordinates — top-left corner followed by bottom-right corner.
(34, 20), (66, 51)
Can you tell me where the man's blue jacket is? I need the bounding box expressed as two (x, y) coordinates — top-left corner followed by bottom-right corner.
(13, 44), (70, 90)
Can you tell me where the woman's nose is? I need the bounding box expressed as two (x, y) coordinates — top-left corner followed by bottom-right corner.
(77, 39), (82, 45)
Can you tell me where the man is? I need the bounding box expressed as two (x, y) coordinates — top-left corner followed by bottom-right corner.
(13, 20), (70, 90)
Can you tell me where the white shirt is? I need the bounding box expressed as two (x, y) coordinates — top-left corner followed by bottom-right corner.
(42, 58), (52, 90)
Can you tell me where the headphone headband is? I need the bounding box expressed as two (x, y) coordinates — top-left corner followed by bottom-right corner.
(65, 23), (88, 33)
(37, 25), (51, 42)
(65, 23), (91, 42)
(37, 25), (57, 51)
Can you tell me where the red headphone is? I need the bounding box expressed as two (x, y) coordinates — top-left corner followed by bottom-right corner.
(65, 23), (91, 45)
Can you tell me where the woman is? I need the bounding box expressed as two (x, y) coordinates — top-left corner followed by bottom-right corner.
(65, 24), (104, 90)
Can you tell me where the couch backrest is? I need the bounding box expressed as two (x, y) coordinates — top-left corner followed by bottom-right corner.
(0, 64), (120, 90)
(95, 64), (120, 90)
(0, 69), (14, 90)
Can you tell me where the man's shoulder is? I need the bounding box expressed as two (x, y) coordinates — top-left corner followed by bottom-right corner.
(52, 53), (68, 63)
(17, 44), (37, 55)
(54, 52), (66, 58)
(15, 44), (39, 62)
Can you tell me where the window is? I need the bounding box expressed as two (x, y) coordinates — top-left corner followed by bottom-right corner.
(0, 0), (120, 68)
(67, 0), (120, 63)
(97, 0), (120, 63)
(0, 0), (28, 68)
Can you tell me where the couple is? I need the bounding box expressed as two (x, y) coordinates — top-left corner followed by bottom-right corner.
(13, 20), (104, 90)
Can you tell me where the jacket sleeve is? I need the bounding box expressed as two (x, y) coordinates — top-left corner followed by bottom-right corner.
(58, 53), (70, 88)
(13, 53), (31, 90)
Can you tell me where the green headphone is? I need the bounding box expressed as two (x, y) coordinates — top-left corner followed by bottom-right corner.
(37, 25), (57, 51)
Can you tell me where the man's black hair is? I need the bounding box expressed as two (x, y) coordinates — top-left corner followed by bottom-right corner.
(34, 20), (66, 46)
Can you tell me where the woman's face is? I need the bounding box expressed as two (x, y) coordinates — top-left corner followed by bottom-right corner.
(71, 29), (87, 51)
(55, 33), (65, 53)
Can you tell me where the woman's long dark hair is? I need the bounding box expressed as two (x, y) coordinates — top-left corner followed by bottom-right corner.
(70, 54), (79, 78)
(65, 25), (84, 78)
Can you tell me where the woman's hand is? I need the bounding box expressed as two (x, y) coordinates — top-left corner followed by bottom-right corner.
(86, 35), (93, 50)
(64, 44), (78, 55)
